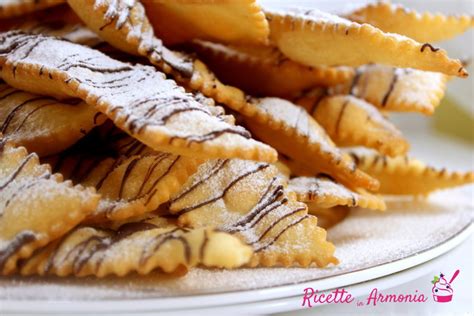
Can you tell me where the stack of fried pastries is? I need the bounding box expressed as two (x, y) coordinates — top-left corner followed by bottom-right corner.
(0, 0), (473, 277)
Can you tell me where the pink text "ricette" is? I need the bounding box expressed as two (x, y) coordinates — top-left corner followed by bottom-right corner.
(301, 288), (354, 307)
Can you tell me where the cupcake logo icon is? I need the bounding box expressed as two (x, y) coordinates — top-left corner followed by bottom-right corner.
(431, 269), (460, 303)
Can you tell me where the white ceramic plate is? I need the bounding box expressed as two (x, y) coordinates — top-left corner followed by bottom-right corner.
(0, 225), (473, 314)
(1, 224), (472, 315)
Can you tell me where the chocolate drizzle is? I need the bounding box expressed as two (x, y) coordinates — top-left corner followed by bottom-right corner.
(334, 99), (350, 135)
(309, 90), (328, 115)
(0, 153), (35, 190)
(115, 222), (158, 240)
(381, 68), (399, 106)
(228, 179), (285, 231)
(44, 125), (186, 220)
(91, 0), (194, 77)
(51, 221), (160, 274)
(73, 235), (111, 274)
(0, 138), (6, 154)
(138, 228), (192, 266)
(160, 48), (194, 78)
(173, 128), (251, 144)
(0, 32), (37, 56)
(175, 163), (269, 214)
(349, 69), (362, 95)
(38, 222), (203, 275)
(0, 95), (51, 133)
(117, 157), (139, 199)
(0, 126), (100, 276)
(59, 61), (133, 73)
(0, 231), (37, 271)
(170, 160), (228, 203)
(254, 215), (309, 251)
(420, 43), (440, 52)
(199, 230), (209, 260)
(11, 100), (65, 134)
(229, 180), (308, 252)
(170, 159), (315, 255)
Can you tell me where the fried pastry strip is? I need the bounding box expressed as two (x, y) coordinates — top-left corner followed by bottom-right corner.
(19, 21), (103, 47)
(350, 153), (474, 195)
(0, 81), (105, 156)
(0, 138), (99, 275)
(0, 3), (84, 32)
(306, 206), (350, 229)
(141, 0), (269, 45)
(169, 159), (338, 268)
(0, 31), (276, 162)
(296, 90), (409, 156)
(347, 1), (474, 43)
(241, 97), (379, 191)
(15, 20), (146, 63)
(45, 125), (202, 223)
(191, 40), (353, 97)
(265, 8), (467, 77)
(65, 0), (249, 92)
(331, 64), (448, 115)
(288, 176), (386, 211)
(20, 217), (252, 277)
(66, 0), (196, 78)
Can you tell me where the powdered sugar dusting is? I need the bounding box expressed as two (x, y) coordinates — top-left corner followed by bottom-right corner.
(1, 185), (471, 300)
(289, 176), (355, 200)
(260, 0), (371, 16)
(288, 7), (353, 25)
(252, 97), (335, 153)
